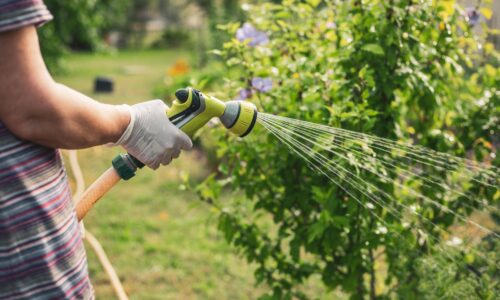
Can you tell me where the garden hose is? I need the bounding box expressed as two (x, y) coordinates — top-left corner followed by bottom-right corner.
(68, 150), (128, 300)
(75, 87), (258, 220)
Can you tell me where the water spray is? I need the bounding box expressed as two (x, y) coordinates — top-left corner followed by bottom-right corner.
(74, 86), (499, 295)
(76, 87), (258, 220)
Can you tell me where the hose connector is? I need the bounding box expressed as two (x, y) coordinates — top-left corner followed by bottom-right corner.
(112, 154), (145, 180)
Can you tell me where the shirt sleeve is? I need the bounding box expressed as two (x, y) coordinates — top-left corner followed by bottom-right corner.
(0, 0), (53, 33)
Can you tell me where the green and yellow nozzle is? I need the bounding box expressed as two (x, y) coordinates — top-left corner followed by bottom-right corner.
(169, 87), (258, 137)
(76, 88), (258, 220)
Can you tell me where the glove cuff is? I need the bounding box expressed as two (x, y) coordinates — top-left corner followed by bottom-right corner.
(113, 104), (135, 145)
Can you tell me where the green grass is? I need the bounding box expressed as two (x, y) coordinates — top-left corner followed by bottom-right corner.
(56, 49), (189, 103)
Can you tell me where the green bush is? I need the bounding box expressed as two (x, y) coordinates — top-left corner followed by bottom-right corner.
(40, 0), (132, 71)
(416, 235), (499, 299)
(152, 28), (193, 49)
(194, 0), (499, 299)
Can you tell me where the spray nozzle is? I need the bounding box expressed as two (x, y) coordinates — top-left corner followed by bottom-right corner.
(168, 87), (258, 137)
(220, 100), (258, 137)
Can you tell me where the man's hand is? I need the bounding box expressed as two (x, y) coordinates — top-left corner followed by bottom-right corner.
(115, 100), (192, 169)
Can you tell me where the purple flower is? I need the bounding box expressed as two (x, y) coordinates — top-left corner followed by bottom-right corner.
(326, 21), (336, 29)
(251, 77), (273, 92)
(236, 23), (269, 47)
(237, 88), (253, 100)
(466, 7), (480, 26)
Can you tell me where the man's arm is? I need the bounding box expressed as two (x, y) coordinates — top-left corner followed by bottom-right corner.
(0, 26), (130, 148)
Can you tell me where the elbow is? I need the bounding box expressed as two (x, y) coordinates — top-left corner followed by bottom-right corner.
(3, 114), (41, 143)
(0, 82), (60, 144)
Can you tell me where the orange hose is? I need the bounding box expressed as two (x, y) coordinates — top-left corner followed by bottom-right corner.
(68, 150), (129, 299)
(76, 167), (121, 221)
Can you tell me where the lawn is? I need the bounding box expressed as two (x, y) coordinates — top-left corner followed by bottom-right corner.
(55, 49), (264, 299)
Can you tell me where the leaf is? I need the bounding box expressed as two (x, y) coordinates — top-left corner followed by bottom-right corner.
(364, 109), (379, 117)
(485, 43), (494, 54)
(493, 189), (500, 201)
(290, 238), (301, 262)
(484, 64), (497, 77)
(437, 0), (455, 20)
(307, 222), (326, 242)
(361, 44), (385, 56)
(340, 112), (357, 119)
(227, 57), (241, 66)
(209, 49), (223, 56)
(331, 216), (349, 227)
(480, 7), (493, 20)
(306, 0), (321, 8)
(464, 253), (475, 264)
(180, 171), (189, 183)
(276, 20), (288, 29)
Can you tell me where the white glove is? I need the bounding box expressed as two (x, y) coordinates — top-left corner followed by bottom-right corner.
(115, 100), (192, 170)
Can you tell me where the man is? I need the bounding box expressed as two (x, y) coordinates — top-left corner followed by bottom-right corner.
(0, 1), (192, 298)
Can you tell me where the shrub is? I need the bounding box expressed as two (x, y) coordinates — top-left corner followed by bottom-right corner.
(195, 0), (498, 299)
(152, 28), (193, 49)
(40, 0), (132, 71)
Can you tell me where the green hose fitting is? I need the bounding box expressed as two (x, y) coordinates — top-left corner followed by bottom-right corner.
(112, 154), (144, 180)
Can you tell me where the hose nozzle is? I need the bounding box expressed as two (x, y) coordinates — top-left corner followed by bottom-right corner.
(111, 87), (258, 182)
(168, 87), (258, 137)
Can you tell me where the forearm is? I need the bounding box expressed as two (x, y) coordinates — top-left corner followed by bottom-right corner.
(5, 82), (130, 149)
(0, 26), (129, 149)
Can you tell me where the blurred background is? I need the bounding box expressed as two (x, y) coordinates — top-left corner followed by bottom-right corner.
(39, 0), (499, 299)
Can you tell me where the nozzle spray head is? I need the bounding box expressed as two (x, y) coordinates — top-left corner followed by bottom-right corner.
(167, 87), (258, 137)
(219, 100), (257, 137)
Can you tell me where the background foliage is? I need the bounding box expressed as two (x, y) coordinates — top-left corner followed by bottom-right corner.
(39, 0), (244, 71)
(196, 0), (499, 299)
(39, 0), (133, 71)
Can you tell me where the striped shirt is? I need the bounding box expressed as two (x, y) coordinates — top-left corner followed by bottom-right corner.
(0, 1), (93, 299)
(0, 0), (52, 32)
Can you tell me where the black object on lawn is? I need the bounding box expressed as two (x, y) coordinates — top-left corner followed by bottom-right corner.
(94, 77), (114, 93)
